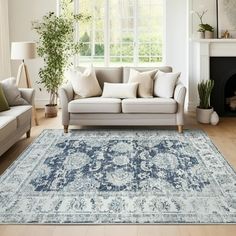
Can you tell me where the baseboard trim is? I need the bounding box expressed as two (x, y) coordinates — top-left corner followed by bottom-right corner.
(35, 99), (61, 109)
(35, 99), (47, 109)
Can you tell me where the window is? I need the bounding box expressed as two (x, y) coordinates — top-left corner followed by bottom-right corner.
(62, 0), (164, 66)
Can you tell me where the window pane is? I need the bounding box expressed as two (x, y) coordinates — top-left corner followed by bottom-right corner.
(79, 43), (91, 56)
(95, 31), (104, 43)
(137, 0), (163, 65)
(110, 44), (122, 56)
(95, 44), (104, 56)
(77, 0), (105, 65)
(121, 43), (134, 56)
(109, 0), (135, 64)
(72, 0), (163, 66)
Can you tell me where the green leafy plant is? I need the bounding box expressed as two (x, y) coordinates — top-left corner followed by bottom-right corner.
(195, 10), (214, 32)
(197, 80), (214, 109)
(32, 2), (90, 105)
(199, 23), (214, 32)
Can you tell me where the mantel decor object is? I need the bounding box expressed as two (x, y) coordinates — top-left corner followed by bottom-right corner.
(210, 111), (219, 125)
(217, 0), (236, 38)
(194, 9), (214, 39)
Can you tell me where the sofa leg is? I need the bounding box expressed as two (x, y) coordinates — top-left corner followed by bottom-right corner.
(64, 125), (69, 133)
(26, 129), (31, 138)
(177, 125), (183, 133)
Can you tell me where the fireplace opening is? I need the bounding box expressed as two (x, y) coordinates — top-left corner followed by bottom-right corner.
(225, 75), (236, 113)
(210, 57), (236, 116)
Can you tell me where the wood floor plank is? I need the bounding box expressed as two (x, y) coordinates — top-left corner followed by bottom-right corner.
(52, 225), (88, 236)
(0, 109), (236, 236)
(104, 225), (138, 236)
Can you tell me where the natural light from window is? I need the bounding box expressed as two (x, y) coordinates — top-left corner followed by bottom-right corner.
(61, 0), (163, 67)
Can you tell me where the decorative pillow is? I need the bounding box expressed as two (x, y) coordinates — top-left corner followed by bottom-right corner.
(0, 83), (10, 112)
(65, 66), (102, 98)
(154, 71), (181, 98)
(128, 69), (157, 98)
(0, 77), (28, 106)
(102, 82), (138, 98)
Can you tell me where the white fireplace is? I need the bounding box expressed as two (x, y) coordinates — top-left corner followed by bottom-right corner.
(189, 39), (236, 111)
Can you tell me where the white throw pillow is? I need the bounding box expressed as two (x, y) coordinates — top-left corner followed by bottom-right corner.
(102, 82), (138, 99)
(0, 77), (28, 106)
(154, 71), (181, 98)
(65, 66), (102, 98)
(128, 69), (157, 98)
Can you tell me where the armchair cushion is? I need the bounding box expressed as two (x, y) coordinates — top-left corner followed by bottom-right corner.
(0, 105), (32, 128)
(0, 116), (17, 143)
(19, 88), (35, 105)
(0, 83), (10, 112)
(0, 77), (28, 106)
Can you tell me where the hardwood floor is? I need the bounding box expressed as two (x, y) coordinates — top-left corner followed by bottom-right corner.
(0, 109), (236, 236)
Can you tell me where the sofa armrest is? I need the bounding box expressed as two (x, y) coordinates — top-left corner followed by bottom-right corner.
(19, 88), (35, 105)
(174, 83), (186, 125)
(59, 83), (74, 126)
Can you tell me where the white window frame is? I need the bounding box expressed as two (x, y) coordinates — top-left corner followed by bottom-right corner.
(58, 0), (165, 67)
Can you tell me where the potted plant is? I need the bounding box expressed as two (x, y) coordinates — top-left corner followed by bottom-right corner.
(196, 80), (214, 124)
(195, 10), (214, 39)
(32, 3), (90, 117)
(199, 24), (214, 39)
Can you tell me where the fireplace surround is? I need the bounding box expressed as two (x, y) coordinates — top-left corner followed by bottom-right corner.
(190, 39), (236, 116)
(210, 57), (236, 116)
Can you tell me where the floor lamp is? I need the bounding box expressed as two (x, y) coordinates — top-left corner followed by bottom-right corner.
(11, 42), (39, 125)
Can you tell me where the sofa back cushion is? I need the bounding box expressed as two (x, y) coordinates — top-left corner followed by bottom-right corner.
(154, 71), (181, 98)
(123, 66), (172, 83)
(77, 67), (123, 89)
(66, 66), (102, 98)
(128, 69), (157, 98)
(102, 82), (138, 99)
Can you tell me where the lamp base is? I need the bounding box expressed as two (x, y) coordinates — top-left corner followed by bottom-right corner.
(16, 61), (39, 126)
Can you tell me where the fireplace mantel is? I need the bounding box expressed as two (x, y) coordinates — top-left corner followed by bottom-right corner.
(189, 39), (236, 111)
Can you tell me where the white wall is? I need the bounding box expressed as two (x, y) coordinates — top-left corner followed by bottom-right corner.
(191, 0), (217, 39)
(8, 0), (189, 108)
(165, 0), (188, 104)
(0, 0), (11, 79)
(188, 0), (217, 110)
(8, 0), (56, 108)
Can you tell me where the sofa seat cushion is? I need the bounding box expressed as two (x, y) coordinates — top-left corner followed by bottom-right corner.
(0, 116), (17, 142)
(122, 98), (177, 114)
(68, 97), (122, 113)
(0, 105), (32, 128)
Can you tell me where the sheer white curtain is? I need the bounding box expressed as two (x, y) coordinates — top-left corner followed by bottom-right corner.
(0, 0), (11, 79)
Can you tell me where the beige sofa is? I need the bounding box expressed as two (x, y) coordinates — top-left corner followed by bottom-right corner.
(59, 66), (186, 133)
(0, 88), (35, 156)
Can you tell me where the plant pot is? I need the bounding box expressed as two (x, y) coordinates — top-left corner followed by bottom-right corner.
(204, 31), (214, 39)
(45, 104), (58, 118)
(198, 31), (205, 39)
(196, 107), (213, 124)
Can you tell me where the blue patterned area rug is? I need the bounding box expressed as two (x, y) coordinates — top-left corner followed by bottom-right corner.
(0, 129), (236, 224)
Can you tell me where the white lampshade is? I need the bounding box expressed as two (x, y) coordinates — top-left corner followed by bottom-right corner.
(11, 42), (36, 60)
